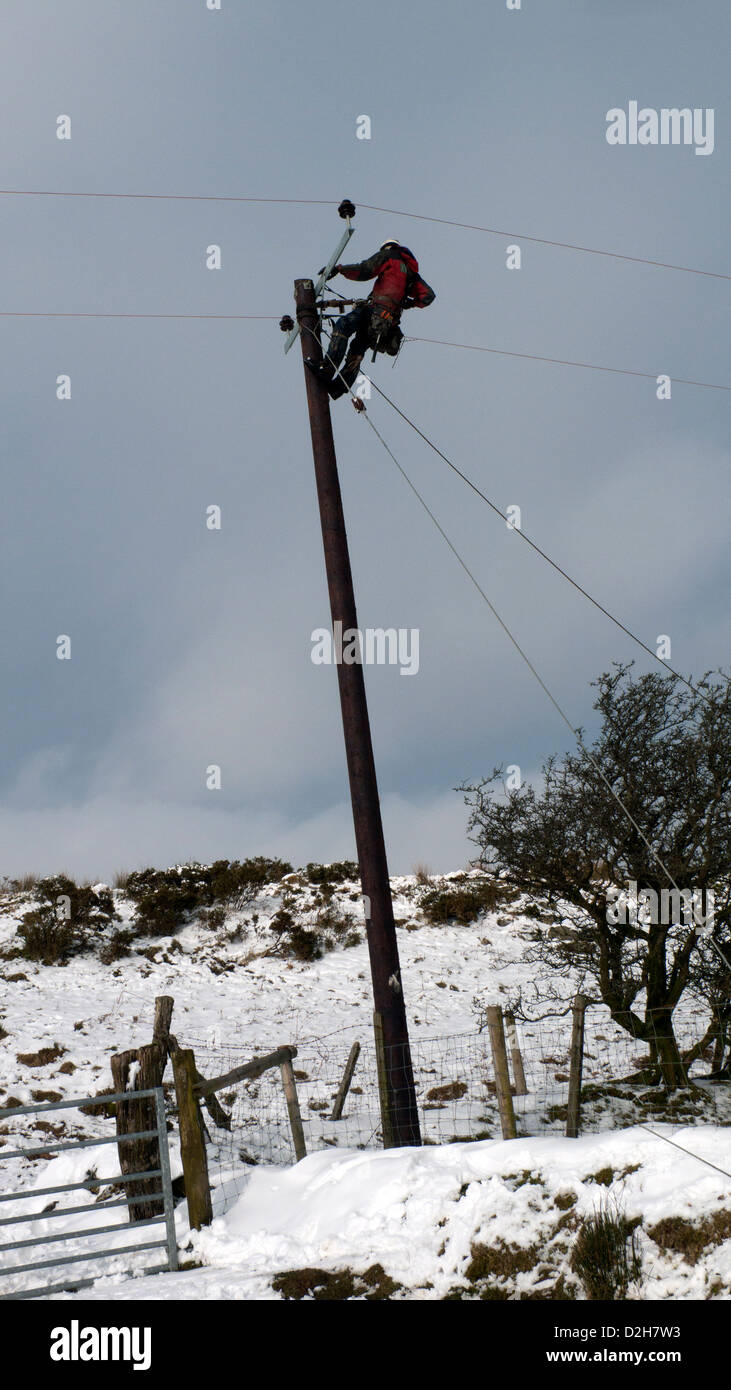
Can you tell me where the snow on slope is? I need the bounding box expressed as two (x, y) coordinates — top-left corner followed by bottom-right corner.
(44, 1128), (731, 1302)
(1, 868), (730, 1300)
(0, 870), (543, 1130)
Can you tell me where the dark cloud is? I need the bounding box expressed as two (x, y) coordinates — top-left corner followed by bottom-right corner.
(1, 0), (728, 876)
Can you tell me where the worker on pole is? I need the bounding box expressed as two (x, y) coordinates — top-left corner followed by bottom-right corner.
(306, 240), (435, 398)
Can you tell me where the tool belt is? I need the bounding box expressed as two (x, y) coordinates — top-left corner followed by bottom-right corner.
(368, 302), (404, 357)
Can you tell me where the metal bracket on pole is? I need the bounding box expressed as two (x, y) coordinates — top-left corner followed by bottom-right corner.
(283, 218), (354, 354)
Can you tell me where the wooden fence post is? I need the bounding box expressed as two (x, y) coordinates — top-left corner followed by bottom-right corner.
(504, 1011), (528, 1096)
(279, 1052), (307, 1162)
(172, 1047), (213, 1229)
(486, 1006), (517, 1140)
(111, 1039), (168, 1221)
(153, 995), (174, 1043)
(330, 1041), (361, 1121)
(373, 1012), (396, 1149)
(566, 994), (589, 1138)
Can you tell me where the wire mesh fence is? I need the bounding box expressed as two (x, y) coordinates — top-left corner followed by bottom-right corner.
(187, 1005), (731, 1214)
(500, 1005), (729, 1137)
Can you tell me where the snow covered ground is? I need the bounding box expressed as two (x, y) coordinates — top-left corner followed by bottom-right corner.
(1, 867), (729, 1300)
(5, 1125), (730, 1302)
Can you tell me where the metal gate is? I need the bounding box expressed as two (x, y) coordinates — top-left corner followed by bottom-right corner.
(0, 1087), (178, 1300)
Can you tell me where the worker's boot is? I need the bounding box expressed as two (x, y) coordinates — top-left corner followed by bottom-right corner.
(329, 350), (364, 399)
(304, 357), (334, 385)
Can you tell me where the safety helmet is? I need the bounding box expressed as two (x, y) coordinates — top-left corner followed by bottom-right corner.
(380, 238), (400, 250)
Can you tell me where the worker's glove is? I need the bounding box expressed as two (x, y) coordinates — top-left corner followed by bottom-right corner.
(319, 264), (341, 278)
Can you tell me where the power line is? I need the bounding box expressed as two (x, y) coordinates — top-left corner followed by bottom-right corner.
(10, 295), (715, 708)
(407, 336), (731, 394)
(0, 190), (333, 207)
(1, 188), (727, 282)
(325, 283), (729, 393)
(639, 1126), (731, 1183)
(355, 400), (731, 976)
(359, 400), (690, 891)
(300, 321), (731, 973)
(0, 311), (276, 320)
(357, 202), (731, 283)
(4, 308), (725, 397)
(365, 375), (718, 704)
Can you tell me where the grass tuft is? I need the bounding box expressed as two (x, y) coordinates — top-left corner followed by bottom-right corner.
(570, 1201), (643, 1300)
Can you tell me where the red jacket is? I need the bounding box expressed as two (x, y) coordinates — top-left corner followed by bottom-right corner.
(337, 245), (422, 310)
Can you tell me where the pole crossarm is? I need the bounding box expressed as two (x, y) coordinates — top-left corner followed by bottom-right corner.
(283, 221), (354, 353)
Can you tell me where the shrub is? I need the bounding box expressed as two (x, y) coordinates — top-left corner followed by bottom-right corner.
(268, 905), (295, 937)
(570, 1203), (643, 1300)
(17, 877), (119, 962)
(18, 908), (80, 964)
(284, 926), (323, 962)
(132, 883), (200, 938)
(16, 876), (119, 962)
(208, 857), (293, 901)
(126, 858), (292, 938)
(420, 877), (505, 925)
(268, 895), (360, 961)
(199, 905), (227, 930)
(268, 905), (321, 960)
(315, 903), (350, 939)
(305, 861), (358, 887)
(36, 875), (117, 925)
(98, 929), (136, 965)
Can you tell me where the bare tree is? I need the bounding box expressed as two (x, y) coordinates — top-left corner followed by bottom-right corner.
(462, 664), (731, 1089)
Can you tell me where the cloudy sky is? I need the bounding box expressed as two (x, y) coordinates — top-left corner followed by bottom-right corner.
(1, 0), (728, 879)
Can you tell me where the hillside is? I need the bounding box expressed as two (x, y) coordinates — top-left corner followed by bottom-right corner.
(1, 862), (730, 1301)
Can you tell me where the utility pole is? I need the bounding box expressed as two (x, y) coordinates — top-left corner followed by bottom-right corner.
(294, 276), (421, 1147)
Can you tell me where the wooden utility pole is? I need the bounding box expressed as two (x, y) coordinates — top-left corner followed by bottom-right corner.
(294, 277), (420, 1147)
